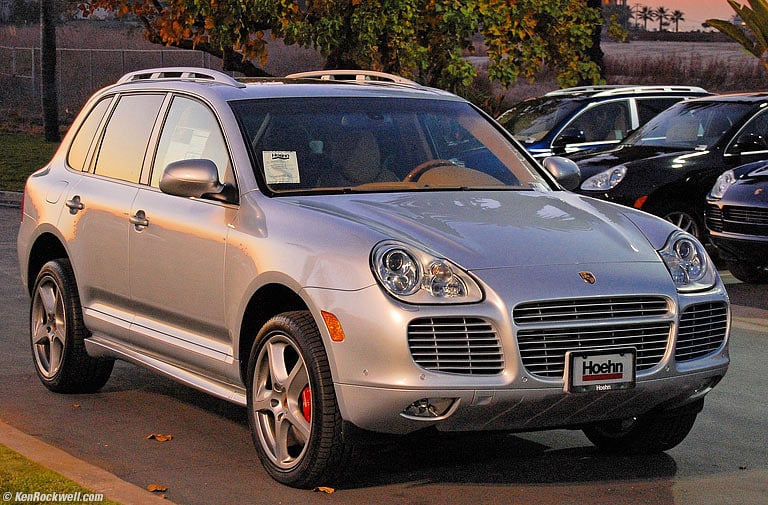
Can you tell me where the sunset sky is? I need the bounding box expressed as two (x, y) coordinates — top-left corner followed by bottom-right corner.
(629, 0), (736, 31)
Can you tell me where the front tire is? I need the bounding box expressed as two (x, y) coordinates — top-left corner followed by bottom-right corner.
(583, 399), (703, 454)
(247, 311), (352, 488)
(30, 259), (114, 393)
(661, 206), (704, 241)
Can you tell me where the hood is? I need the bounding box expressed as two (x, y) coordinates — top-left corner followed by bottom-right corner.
(722, 161), (768, 207)
(573, 145), (715, 180)
(290, 190), (665, 270)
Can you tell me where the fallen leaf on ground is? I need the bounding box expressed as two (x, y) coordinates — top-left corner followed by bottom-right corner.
(313, 486), (335, 494)
(146, 483), (167, 493)
(146, 433), (173, 442)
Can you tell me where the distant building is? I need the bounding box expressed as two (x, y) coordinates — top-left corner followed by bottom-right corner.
(603, 0), (628, 6)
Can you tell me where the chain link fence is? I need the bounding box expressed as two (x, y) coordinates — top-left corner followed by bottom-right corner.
(0, 46), (222, 120)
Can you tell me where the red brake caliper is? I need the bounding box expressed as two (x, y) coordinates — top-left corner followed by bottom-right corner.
(300, 386), (312, 422)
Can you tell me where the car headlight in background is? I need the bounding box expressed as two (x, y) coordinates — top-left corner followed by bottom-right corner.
(658, 231), (717, 292)
(372, 242), (483, 303)
(580, 165), (627, 191)
(708, 169), (736, 200)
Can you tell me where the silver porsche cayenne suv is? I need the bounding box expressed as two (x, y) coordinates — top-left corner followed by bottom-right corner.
(17, 68), (730, 488)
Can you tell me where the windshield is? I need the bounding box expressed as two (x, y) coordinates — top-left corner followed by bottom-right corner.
(497, 97), (582, 143)
(627, 101), (753, 149)
(231, 97), (551, 194)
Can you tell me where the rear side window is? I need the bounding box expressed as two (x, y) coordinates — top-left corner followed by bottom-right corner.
(565, 101), (631, 143)
(67, 97), (111, 171)
(93, 94), (164, 183)
(636, 98), (680, 125)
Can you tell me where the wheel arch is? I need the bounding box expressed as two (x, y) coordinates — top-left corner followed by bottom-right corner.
(238, 283), (309, 384)
(25, 232), (69, 295)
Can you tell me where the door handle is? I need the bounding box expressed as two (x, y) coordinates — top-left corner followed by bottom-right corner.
(65, 195), (84, 214)
(129, 210), (150, 229)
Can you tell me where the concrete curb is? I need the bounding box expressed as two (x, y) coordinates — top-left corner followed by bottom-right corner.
(0, 191), (22, 208)
(0, 421), (178, 505)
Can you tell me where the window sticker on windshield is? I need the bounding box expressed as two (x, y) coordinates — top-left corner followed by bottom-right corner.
(263, 151), (300, 184)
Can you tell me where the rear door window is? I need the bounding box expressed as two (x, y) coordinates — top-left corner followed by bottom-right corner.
(636, 98), (681, 125)
(93, 94), (165, 183)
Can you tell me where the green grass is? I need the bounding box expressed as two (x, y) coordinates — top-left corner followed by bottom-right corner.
(0, 134), (60, 192)
(0, 444), (121, 505)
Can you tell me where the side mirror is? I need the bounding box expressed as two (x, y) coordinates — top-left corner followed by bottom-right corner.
(542, 156), (581, 191)
(159, 159), (233, 202)
(730, 133), (767, 154)
(552, 127), (586, 148)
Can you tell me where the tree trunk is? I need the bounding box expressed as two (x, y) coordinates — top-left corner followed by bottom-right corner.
(40, 0), (59, 142)
(583, 0), (605, 82)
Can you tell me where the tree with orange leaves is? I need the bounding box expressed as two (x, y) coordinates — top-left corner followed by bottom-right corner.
(79, 0), (602, 93)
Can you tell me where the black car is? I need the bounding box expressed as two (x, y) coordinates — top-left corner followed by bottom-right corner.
(497, 85), (709, 159)
(707, 160), (768, 283)
(570, 93), (768, 240)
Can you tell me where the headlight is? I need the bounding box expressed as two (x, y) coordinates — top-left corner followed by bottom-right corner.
(658, 231), (717, 292)
(580, 165), (627, 191)
(708, 169), (736, 200)
(372, 242), (483, 303)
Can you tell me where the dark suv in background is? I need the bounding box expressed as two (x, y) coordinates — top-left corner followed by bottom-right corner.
(497, 85), (710, 159)
(572, 92), (768, 241)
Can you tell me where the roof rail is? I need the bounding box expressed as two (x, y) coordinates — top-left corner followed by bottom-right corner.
(545, 85), (627, 96)
(116, 67), (246, 88)
(287, 70), (418, 86)
(591, 85), (708, 97)
(546, 84), (708, 97)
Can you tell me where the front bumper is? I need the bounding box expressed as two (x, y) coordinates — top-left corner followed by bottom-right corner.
(709, 233), (768, 264)
(306, 262), (730, 435)
(335, 368), (726, 434)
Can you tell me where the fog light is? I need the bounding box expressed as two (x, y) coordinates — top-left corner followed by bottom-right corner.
(400, 398), (456, 420)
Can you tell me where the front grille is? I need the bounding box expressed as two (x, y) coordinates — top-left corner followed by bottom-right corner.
(514, 296), (672, 378)
(706, 204), (724, 232)
(726, 206), (768, 225)
(707, 204), (768, 235)
(407, 317), (503, 375)
(676, 302), (728, 361)
(517, 322), (671, 378)
(514, 296), (669, 324)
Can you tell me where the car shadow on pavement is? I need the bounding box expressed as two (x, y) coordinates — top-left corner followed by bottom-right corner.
(339, 430), (677, 489)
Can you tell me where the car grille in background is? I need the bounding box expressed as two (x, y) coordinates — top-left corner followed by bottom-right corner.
(707, 204), (768, 235)
(676, 302), (729, 361)
(514, 296), (672, 378)
(407, 317), (503, 375)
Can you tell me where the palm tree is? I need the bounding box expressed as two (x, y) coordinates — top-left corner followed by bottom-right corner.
(671, 10), (685, 32)
(707, 0), (768, 72)
(639, 6), (655, 31)
(655, 6), (671, 32)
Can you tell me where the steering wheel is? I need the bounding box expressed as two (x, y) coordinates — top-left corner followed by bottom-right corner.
(403, 159), (456, 182)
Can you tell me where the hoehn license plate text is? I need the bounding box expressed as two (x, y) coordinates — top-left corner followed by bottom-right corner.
(565, 349), (636, 393)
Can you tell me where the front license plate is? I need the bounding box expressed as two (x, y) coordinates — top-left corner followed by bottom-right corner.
(565, 348), (636, 393)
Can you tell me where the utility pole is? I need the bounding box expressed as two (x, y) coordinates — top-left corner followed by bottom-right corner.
(40, 0), (60, 142)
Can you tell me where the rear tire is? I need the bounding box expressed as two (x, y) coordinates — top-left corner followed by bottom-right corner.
(30, 259), (114, 393)
(583, 399), (703, 454)
(246, 311), (354, 488)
